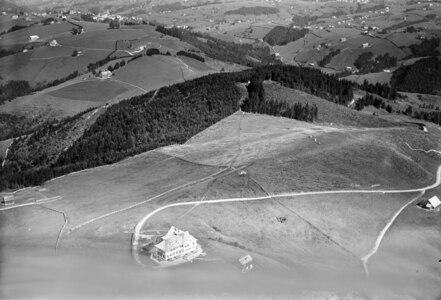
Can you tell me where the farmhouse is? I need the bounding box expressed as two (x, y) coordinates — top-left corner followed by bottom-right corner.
(1, 195), (15, 206)
(49, 40), (60, 47)
(340, 37), (347, 42)
(235, 254), (254, 272)
(154, 226), (198, 261)
(98, 70), (112, 79)
(427, 196), (441, 209)
(29, 35), (40, 42)
(362, 42), (369, 48)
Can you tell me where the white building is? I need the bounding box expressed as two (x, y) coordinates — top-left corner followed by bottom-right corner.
(1, 195), (15, 206)
(49, 40), (60, 47)
(362, 42), (369, 48)
(29, 35), (40, 42)
(154, 226), (198, 261)
(99, 70), (112, 79)
(427, 196), (441, 209)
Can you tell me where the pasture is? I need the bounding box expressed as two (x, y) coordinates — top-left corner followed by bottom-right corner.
(48, 79), (129, 102)
(0, 47), (111, 87)
(1, 107), (440, 298)
(113, 55), (216, 92)
(343, 71), (392, 85)
(0, 22), (75, 46)
(327, 35), (407, 70)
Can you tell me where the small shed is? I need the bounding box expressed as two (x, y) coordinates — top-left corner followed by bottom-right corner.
(49, 40), (60, 47)
(428, 196), (441, 209)
(236, 254), (254, 272)
(1, 195), (15, 206)
(99, 70), (112, 79)
(29, 35), (40, 42)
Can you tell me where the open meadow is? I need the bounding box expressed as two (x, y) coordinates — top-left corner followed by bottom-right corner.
(1, 101), (441, 298)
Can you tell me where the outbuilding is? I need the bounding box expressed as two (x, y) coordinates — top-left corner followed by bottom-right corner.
(29, 35), (40, 42)
(1, 195), (15, 206)
(427, 196), (441, 209)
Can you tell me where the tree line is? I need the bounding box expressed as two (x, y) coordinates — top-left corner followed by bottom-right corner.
(263, 26), (309, 46)
(391, 56), (441, 94)
(177, 50), (205, 62)
(155, 25), (278, 67)
(242, 73), (317, 122)
(0, 73), (242, 190)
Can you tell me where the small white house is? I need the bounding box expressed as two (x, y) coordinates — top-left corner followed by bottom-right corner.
(99, 70), (112, 79)
(1, 195), (15, 206)
(29, 35), (40, 42)
(427, 196), (441, 209)
(340, 37), (347, 42)
(237, 254), (254, 272)
(362, 42), (369, 48)
(11, 15), (18, 20)
(49, 40), (60, 47)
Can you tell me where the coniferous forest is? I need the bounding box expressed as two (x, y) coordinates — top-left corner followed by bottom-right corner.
(0, 65), (354, 190)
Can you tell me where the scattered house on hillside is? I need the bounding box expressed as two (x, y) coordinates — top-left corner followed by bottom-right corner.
(98, 70), (112, 79)
(238, 170), (247, 176)
(49, 39), (60, 47)
(346, 66), (353, 71)
(153, 226), (199, 261)
(383, 69), (391, 73)
(11, 15), (18, 20)
(340, 37), (347, 42)
(427, 196), (441, 209)
(1, 195), (15, 206)
(418, 196), (441, 210)
(72, 50), (83, 57)
(235, 254), (254, 272)
(29, 35), (40, 42)
(362, 42), (369, 48)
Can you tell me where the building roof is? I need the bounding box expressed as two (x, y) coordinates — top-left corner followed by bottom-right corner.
(428, 196), (441, 208)
(155, 226), (197, 253)
(238, 254), (253, 266)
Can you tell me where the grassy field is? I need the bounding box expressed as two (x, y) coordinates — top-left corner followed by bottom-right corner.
(1, 107), (440, 297)
(0, 22), (75, 46)
(0, 138), (13, 159)
(113, 55), (216, 91)
(48, 79), (128, 102)
(263, 81), (396, 127)
(343, 71), (392, 85)
(0, 47), (111, 87)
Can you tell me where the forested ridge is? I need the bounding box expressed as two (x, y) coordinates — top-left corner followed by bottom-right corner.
(391, 56), (441, 94)
(0, 74), (241, 190)
(0, 65), (354, 190)
(155, 25), (278, 66)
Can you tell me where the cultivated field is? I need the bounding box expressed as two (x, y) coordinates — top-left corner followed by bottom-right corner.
(48, 79), (128, 102)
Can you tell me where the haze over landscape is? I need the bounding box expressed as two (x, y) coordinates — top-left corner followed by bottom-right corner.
(0, 0), (441, 299)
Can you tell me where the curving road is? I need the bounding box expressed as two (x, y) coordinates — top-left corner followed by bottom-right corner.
(132, 164), (441, 267)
